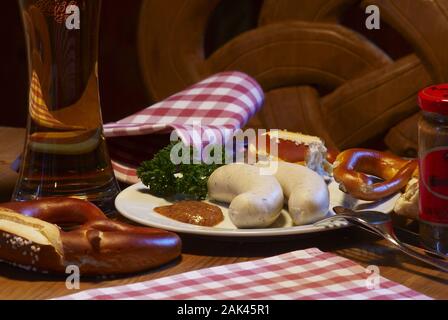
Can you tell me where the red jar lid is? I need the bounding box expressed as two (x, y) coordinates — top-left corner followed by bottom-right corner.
(418, 84), (448, 115)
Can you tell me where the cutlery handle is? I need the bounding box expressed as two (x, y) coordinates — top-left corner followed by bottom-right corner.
(354, 219), (448, 273)
(320, 215), (448, 273)
(389, 238), (448, 273)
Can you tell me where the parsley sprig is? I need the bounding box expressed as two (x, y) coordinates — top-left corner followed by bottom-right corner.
(137, 141), (225, 200)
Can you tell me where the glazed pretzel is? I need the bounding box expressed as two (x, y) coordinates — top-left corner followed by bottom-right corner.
(138, 0), (448, 153)
(333, 149), (418, 201)
(0, 198), (181, 275)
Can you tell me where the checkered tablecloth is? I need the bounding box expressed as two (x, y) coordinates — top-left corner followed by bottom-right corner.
(104, 71), (264, 184)
(56, 248), (430, 300)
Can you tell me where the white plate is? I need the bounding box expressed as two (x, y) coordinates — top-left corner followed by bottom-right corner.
(115, 180), (400, 238)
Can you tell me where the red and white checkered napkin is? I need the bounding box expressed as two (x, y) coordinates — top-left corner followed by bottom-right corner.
(56, 248), (430, 300)
(104, 71), (264, 184)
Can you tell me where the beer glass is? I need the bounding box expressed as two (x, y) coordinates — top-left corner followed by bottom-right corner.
(14, 0), (120, 213)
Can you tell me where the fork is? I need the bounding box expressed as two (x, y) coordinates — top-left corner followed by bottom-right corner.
(316, 207), (448, 273)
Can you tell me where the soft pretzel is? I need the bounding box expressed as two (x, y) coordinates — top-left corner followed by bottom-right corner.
(333, 149), (418, 201)
(0, 198), (181, 275)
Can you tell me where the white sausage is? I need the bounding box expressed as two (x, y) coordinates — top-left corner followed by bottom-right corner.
(257, 162), (329, 225)
(207, 164), (284, 228)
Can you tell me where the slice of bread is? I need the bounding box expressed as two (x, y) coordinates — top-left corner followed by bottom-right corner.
(0, 208), (64, 273)
(249, 130), (332, 178)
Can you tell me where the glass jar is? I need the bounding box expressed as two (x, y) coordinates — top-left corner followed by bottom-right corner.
(418, 85), (448, 255)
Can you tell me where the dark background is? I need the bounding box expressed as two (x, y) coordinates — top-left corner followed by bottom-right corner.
(1, 1), (411, 128)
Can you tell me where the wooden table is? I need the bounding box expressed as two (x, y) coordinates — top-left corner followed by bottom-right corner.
(0, 127), (447, 300)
